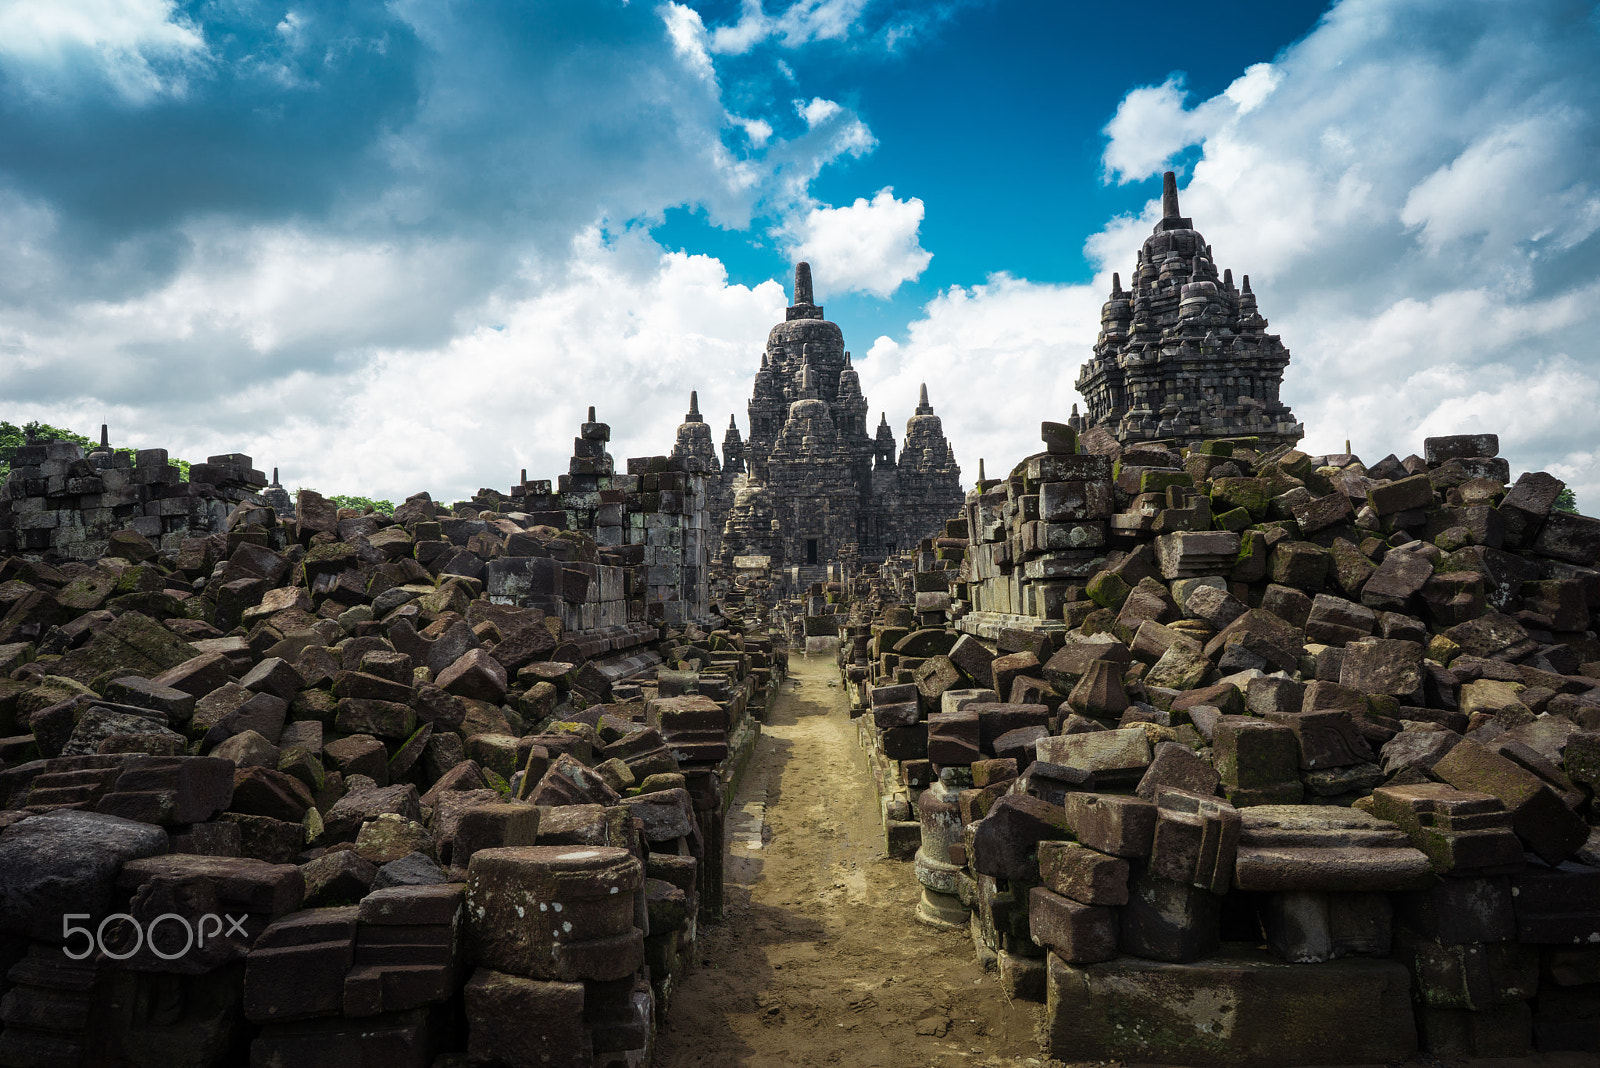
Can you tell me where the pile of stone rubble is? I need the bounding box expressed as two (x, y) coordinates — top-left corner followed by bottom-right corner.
(0, 469), (778, 1065)
(845, 426), (1600, 1065)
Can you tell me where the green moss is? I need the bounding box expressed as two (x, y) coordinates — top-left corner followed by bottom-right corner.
(1214, 506), (1252, 532)
(1140, 470), (1193, 495)
(1086, 570), (1132, 610)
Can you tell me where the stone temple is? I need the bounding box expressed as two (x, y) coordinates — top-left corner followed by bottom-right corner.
(711, 262), (963, 573)
(1069, 171), (1303, 448)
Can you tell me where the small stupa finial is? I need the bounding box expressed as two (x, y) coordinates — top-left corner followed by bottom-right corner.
(520, 468), (527, 484)
(1162, 170), (1181, 219)
(99, 424), (108, 448)
(794, 261), (813, 305)
(1111, 272), (1122, 297)
(587, 405), (596, 422)
(687, 390), (701, 421)
(729, 414), (737, 429)
(978, 458), (986, 481)
(1241, 274), (1252, 294)
(272, 467), (279, 485)
(844, 351), (852, 368)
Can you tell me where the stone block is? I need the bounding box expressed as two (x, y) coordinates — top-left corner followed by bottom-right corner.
(1148, 787), (1239, 894)
(464, 845), (642, 982)
(1038, 840), (1129, 906)
(1063, 793), (1157, 859)
(1402, 936), (1539, 1010)
(1044, 948), (1416, 1066)
(1368, 782), (1524, 875)
(1212, 717), (1301, 803)
(1433, 738), (1588, 864)
(969, 794), (1073, 882)
(1028, 887), (1117, 964)
(464, 968), (591, 1068)
(1339, 637), (1422, 696)
(1036, 727), (1151, 781)
(1233, 804), (1432, 892)
(1396, 875), (1514, 945)
(1119, 867), (1219, 963)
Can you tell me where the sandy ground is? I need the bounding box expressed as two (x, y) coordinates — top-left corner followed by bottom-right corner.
(655, 652), (1052, 1068)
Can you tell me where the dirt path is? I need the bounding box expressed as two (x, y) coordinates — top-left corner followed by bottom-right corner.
(657, 652), (1049, 1068)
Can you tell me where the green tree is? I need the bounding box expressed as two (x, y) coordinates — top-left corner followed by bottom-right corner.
(1553, 487), (1579, 514)
(329, 494), (395, 515)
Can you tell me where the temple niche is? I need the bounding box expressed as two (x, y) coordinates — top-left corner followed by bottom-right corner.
(714, 262), (963, 573)
(1070, 171), (1303, 448)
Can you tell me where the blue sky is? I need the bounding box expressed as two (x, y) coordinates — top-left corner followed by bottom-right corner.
(0, 0), (1597, 510)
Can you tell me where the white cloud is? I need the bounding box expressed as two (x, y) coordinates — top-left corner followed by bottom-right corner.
(0, 225), (787, 504)
(708, 0), (870, 56)
(797, 96), (843, 127)
(786, 188), (931, 298)
(857, 274), (1104, 476)
(660, 2), (715, 82)
(0, 0), (206, 102)
(1100, 64), (1280, 184)
(1400, 109), (1600, 264)
(733, 114), (774, 147)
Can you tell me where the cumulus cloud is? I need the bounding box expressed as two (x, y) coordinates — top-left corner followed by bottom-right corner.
(856, 274), (1104, 477)
(707, 0), (871, 55)
(1101, 64), (1281, 184)
(0, 226), (786, 503)
(0, 0), (206, 103)
(786, 188), (931, 298)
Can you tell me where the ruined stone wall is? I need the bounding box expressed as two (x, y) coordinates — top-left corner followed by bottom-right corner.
(0, 442), (266, 561)
(495, 412), (713, 629)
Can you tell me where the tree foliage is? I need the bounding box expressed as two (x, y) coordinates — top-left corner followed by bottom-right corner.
(329, 494), (395, 515)
(1553, 487), (1579, 514)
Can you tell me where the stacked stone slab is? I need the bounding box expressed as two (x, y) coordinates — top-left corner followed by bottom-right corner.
(849, 424), (1600, 1064)
(0, 474), (782, 1063)
(495, 409), (712, 627)
(0, 435), (267, 560)
(1069, 171), (1302, 449)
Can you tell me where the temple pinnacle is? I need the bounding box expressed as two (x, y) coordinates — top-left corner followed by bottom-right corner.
(99, 424), (108, 448)
(794, 261), (814, 306)
(1162, 170), (1181, 219)
(687, 390), (701, 422)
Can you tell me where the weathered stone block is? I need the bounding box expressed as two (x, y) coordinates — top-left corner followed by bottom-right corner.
(1044, 949), (1416, 1067)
